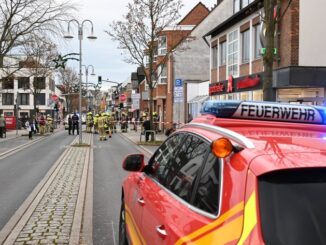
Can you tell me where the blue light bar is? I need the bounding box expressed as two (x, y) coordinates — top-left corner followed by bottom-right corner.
(201, 101), (326, 125)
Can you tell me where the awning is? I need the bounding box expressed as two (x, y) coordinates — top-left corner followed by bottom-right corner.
(188, 95), (209, 104)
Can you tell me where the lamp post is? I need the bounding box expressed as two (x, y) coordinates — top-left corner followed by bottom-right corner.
(82, 65), (95, 111)
(64, 19), (97, 144)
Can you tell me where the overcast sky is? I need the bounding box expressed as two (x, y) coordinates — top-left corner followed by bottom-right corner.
(61, 0), (217, 89)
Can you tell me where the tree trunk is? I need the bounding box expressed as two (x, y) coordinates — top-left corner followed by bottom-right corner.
(0, 54), (4, 68)
(263, 0), (277, 102)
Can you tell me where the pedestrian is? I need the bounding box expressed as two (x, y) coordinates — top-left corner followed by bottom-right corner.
(0, 114), (5, 138)
(72, 113), (79, 135)
(25, 118), (35, 140)
(68, 115), (73, 135)
(142, 116), (151, 141)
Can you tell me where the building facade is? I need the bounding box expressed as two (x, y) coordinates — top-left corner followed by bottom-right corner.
(0, 57), (56, 121)
(205, 0), (326, 105)
(138, 2), (210, 130)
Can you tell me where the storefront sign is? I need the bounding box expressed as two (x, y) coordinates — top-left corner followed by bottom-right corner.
(237, 75), (261, 89)
(209, 83), (224, 94)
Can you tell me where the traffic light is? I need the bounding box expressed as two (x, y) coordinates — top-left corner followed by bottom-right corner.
(54, 103), (59, 112)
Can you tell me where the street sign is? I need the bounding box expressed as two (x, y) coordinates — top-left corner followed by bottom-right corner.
(120, 94), (126, 101)
(175, 79), (183, 87)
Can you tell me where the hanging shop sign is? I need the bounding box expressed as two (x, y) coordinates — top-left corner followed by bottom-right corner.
(237, 75), (261, 89)
(209, 83), (224, 94)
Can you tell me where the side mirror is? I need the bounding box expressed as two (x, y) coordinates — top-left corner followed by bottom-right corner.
(122, 154), (145, 172)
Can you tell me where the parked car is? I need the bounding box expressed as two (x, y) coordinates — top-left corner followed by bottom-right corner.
(119, 100), (326, 245)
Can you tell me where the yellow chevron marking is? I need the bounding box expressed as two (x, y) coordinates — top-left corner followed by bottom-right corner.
(175, 201), (244, 245)
(237, 192), (257, 245)
(125, 204), (146, 245)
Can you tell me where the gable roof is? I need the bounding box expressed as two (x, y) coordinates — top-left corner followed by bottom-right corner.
(178, 2), (210, 26)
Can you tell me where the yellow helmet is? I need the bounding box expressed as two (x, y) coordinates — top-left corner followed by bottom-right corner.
(95, 114), (99, 117)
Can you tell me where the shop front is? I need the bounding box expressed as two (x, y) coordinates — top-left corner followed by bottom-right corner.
(209, 73), (263, 101)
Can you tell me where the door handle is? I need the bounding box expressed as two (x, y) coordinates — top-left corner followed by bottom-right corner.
(137, 197), (145, 206)
(156, 225), (167, 239)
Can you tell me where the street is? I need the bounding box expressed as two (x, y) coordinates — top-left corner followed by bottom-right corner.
(0, 127), (158, 244)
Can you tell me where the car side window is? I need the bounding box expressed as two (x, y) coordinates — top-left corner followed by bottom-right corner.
(147, 133), (185, 184)
(192, 153), (221, 215)
(163, 135), (209, 202)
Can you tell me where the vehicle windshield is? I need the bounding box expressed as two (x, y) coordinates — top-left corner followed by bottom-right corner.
(258, 168), (326, 245)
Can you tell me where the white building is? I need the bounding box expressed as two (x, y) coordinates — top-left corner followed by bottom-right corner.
(0, 56), (56, 119)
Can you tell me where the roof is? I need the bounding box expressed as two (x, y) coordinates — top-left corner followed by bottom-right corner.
(188, 95), (209, 104)
(204, 0), (263, 38)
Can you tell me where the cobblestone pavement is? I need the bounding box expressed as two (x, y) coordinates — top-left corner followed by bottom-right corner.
(2, 134), (92, 245)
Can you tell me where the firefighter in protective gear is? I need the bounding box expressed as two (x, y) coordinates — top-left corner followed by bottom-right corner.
(86, 112), (93, 133)
(153, 111), (159, 133)
(106, 113), (113, 138)
(103, 113), (109, 137)
(93, 114), (99, 134)
(46, 114), (53, 133)
(112, 115), (117, 133)
(97, 113), (106, 141)
(121, 112), (128, 132)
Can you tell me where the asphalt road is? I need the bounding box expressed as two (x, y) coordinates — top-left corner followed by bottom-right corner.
(93, 133), (151, 245)
(0, 130), (75, 230)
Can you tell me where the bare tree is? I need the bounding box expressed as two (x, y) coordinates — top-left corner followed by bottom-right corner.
(107, 0), (183, 130)
(56, 67), (80, 114)
(19, 36), (59, 115)
(263, 0), (292, 101)
(0, 0), (76, 67)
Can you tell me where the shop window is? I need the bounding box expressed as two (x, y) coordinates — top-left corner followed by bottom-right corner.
(212, 45), (218, 68)
(242, 29), (250, 63)
(227, 30), (239, 77)
(253, 90), (263, 101)
(220, 42), (226, 66)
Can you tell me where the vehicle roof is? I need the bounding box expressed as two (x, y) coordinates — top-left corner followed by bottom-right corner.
(184, 115), (326, 175)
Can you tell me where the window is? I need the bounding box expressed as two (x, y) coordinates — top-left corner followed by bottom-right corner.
(163, 135), (209, 202)
(227, 30), (239, 76)
(2, 78), (14, 89)
(234, 0), (240, 13)
(193, 153), (221, 215)
(148, 133), (186, 184)
(254, 25), (262, 59)
(35, 93), (46, 105)
(234, 0), (254, 12)
(33, 77), (46, 90)
(212, 45), (218, 68)
(220, 42), (226, 66)
(18, 77), (30, 89)
(158, 64), (167, 84)
(18, 93), (29, 105)
(2, 93), (14, 105)
(242, 29), (250, 63)
(158, 36), (167, 56)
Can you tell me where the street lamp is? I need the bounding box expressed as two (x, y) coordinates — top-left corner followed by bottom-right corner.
(64, 19), (97, 144)
(82, 65), (95, 111)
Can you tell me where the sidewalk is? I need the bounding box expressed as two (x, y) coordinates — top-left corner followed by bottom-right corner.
(119, 127), (167, 155)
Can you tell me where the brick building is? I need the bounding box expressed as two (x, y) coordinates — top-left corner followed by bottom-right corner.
(138, 2), (210, 130)
(205, 0), (326, 105)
